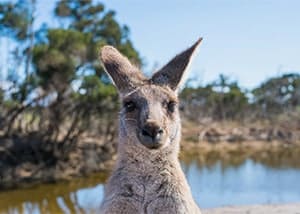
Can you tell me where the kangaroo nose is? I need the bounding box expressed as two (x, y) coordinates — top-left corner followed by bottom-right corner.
(139, 123), (165, 149)
(142, 124), (164, 140)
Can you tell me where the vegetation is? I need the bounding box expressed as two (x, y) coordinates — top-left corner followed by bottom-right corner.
(181, 73), (300, 122)
(0, 0), (140, 146)
(0, 0), (139, 186)
(0, 0), (299, 187)
(1, 1), (299, 139)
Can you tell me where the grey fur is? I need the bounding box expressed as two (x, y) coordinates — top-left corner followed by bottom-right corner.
(99, 39), (202, 214)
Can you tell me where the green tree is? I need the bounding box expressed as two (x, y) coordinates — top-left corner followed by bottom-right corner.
(54, 0), (141, 67)
(26, 0), (142, 145)
(212, 75), (248, 119)
(180, 75), (248, 121)
(0, 0), (36, 75)
(252, 73), (300, 117)
(1, 0), (142, 143)
(0, 0), (39, 134)
(33, 29), (90, 91)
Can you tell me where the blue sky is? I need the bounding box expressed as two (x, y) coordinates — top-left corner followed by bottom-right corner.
(4, 0), (300, 89)
(99, 0), (300, 89)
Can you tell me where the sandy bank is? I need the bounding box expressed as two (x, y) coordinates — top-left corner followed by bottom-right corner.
(202, 203), (300, 214)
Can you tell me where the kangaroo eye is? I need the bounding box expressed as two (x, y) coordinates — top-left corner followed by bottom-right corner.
(124, 101), (136, 112)
(167, 101), (176, 113)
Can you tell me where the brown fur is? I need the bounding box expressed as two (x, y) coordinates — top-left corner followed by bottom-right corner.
(99, 38), (202, 214)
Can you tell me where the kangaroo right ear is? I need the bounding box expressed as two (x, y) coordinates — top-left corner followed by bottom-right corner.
(151, 38), (202, 91)
(99, 46), (146, 96)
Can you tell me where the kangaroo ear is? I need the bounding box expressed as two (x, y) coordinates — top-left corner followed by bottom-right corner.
(151, 38), (202, 91)
(99, 46), (146, 95)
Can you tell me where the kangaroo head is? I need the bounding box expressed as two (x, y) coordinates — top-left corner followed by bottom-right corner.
(99, 39), (202, 153)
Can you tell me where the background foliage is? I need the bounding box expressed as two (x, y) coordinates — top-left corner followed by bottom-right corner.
(0, 0), (300, 150)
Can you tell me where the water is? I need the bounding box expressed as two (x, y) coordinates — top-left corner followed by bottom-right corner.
(1, 154), (300, 213)
(183, 159), (300, 208)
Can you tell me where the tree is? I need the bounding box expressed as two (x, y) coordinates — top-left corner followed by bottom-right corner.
(180, 75), (248, 121)
(54, 0), (141, 66)
(1, 0), (142, 146)
(252, 73), (300, 117)
(0, 0), (36, 83)
(0, 0), (38, 133)
(33, 29), (89, 91)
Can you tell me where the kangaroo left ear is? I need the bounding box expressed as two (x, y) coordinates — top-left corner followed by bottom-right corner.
(151, 38), (202, 91)
(99, 45), (146, 96)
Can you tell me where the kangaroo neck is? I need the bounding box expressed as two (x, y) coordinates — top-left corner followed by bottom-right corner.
(116, 141), (181, 174)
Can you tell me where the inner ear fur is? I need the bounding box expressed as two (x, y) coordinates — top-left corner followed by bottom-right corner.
(99, 45), (146, 95)
(151, 38), (202, 91)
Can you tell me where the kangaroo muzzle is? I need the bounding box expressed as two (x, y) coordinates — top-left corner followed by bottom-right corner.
(138, 122), (165, 149)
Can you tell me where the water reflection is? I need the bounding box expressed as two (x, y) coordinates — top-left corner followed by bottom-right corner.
(1, 147), (300, 213)
(181, 144), (300, 169)
(0, 173), (108, 214)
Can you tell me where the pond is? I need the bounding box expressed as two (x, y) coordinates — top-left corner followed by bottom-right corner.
(1, 150), (300, 213)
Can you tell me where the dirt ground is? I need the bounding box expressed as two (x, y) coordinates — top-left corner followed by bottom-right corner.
(202, 203), (300, 214)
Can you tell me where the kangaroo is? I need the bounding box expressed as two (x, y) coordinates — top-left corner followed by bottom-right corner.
(99, 38), (202, 214)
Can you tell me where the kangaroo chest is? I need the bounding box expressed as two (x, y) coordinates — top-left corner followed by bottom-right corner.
(119, 174), (173, 199)
(113, 169), (190, 213)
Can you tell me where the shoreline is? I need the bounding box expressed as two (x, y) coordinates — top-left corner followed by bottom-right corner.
(202, 203), (300, 214)
(1, 138), (300, 190)
(1, 118), (299, 189)
(180, 140), (300, 169)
